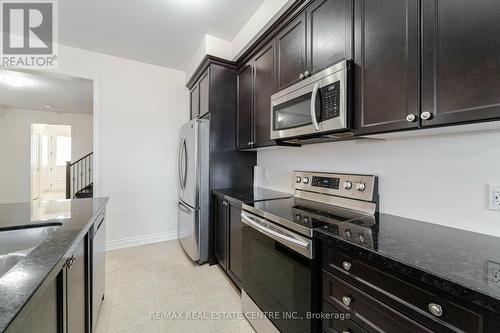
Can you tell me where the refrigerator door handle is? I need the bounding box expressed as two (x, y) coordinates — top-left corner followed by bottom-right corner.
(182, 139), (188, 189)
(178, 201), (192, 214)
(178, 138), (184, 189)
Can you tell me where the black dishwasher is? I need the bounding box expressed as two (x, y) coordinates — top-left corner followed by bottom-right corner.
(91, 210), (106, 332)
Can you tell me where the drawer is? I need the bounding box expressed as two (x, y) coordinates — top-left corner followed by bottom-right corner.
(323, 271), (434, 333)
(322, 301), (368, 333)
(323, 245), (483, 333)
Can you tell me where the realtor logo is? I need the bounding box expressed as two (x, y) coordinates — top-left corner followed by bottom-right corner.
(0, 0), (58, 68)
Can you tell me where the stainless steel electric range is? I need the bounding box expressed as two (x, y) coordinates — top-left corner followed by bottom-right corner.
(241, 171), (379, 333)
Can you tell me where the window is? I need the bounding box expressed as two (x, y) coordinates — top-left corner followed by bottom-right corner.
(56, 136), (71, 166)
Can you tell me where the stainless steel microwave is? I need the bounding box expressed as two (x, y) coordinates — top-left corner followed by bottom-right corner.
(270, 60), (351, 141)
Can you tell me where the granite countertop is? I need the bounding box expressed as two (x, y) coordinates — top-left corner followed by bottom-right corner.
(212, 187), (293, 204)
(0, 197), (109, 332)
(315, 213), (500, 313)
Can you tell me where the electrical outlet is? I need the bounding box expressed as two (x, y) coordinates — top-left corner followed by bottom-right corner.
(487, 261), (500, 287)
(488, 184), (500, 211)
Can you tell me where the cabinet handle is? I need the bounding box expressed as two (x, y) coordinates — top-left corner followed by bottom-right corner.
(406, 113), (417, 122)
(421, 111), (433, 120)
(428, 303), (443, 317)
(342, 261), (352, 271)
(222, 201), (228, 207)
(299, 73), (305, 80)
(342, 296), (352, 306)
(304, 70), (310, 77)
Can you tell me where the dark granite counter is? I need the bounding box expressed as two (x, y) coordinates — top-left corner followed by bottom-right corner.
(315, 213), (500, 314)
(0, 197), (108, 332)
(212, 187), (292, 205)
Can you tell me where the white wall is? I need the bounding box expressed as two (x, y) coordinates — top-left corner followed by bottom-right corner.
(256, 130), (500, 237)
(185, 34), (233, 83)
(231, 0), (290, 58)
(52, 45), (188, 249)
(0, 107), (92, 203)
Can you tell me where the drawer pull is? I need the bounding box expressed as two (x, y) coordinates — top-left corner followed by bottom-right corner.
(342, 296), (352, 307)
(428, 303), (443, 317)
(342, 261), (352, 271)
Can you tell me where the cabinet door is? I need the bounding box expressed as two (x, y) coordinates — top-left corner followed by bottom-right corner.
(190, 84), (200, 119)
(66, 236), (87, 333)
(214, 198), (228, 269)
(236, 63), (254, 149)
(276, 12), (307, 90)
(253, 42), (276, 147)
(199, 70), (210, 118)
(354, 0), (420, 135)
(306, 0), (353, 74)
(421, 0), (500, 127)
(228, 204), (243, 285)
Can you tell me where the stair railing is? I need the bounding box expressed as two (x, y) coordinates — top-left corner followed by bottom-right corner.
(66, 152), (93, 199)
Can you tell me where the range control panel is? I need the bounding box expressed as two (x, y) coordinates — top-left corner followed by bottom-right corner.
(294, 171), (377, 202)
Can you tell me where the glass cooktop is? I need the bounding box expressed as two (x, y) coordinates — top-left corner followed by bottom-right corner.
(244, 197), (378, 249)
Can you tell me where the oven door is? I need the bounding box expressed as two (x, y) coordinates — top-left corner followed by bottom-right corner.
(241, 212), (313, 333)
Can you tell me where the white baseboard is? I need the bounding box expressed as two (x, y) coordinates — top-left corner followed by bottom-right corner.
(105, 231), (178, 251)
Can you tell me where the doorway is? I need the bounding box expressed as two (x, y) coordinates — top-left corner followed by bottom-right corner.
(31, 124), (72, 201)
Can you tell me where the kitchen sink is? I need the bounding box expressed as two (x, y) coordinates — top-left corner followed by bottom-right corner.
(0, 224), (61, 277)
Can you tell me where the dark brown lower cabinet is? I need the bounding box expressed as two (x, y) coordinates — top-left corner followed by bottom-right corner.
(214, 195), (243, 287)
(214, 198), (228, 269)
(65, 236), (88, 333)
(321, 241), (500, 333)
(12, 274), (62, 333)
(10, 232), (93, 333)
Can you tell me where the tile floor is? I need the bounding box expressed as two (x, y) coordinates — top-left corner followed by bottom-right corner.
(96, 240), (255, 333)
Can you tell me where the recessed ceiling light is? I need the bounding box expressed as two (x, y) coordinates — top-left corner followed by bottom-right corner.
(44, 104), (54, 109)
(0, 72), (34, 87)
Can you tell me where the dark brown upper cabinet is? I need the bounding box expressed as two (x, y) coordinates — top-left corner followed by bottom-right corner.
(237, 41), (277, 150)
(198, 70), (210, 118)
(189, 84), (199, 120)
(276, 12), (307, 90)
(236, 62), (254, 149)
(306, 0), (353, 75)
(354, 0), (420, 135)
(421, 0), (500, 127)
(254, 43), (276, 147)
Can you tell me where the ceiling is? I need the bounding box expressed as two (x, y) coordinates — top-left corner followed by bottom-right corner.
(59, 0), (266, 70)
(0, 69), (93, 114)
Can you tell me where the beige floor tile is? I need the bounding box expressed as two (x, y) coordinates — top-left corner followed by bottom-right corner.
(106, 256), (121, 273)
(200, 293), (242, 331)
(115, 266), (152, 285)
(151, 270), (191, 293)
(113, 279), (154, 306)
(154, 285), (199, 312)
(101, 284), (115, 309)
(212, 320), (255, 333)
(156, 306), (211, 333)
(95, 307), (110, 333)
(192, 274), (236, 304)
(117, 321), (158, 333)
(107, 297), (156, 333)
(106, 270), (118, 287)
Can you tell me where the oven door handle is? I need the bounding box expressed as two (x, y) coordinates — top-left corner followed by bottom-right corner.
(310, 82), (320, 131)
(241, 213), (310, 249)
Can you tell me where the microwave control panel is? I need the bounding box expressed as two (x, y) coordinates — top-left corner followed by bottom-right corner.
(321, 81), (340, 120)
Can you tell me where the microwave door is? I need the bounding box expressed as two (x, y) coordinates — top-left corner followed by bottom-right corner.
(271, 85), (322, 140)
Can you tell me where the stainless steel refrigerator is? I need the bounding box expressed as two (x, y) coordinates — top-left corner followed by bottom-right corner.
(177, 119), (209, 263)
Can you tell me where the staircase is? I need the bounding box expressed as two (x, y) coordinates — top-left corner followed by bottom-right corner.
(66, 152), (93, 199)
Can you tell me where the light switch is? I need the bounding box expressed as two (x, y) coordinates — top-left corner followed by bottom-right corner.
(488, 184), (500, 211)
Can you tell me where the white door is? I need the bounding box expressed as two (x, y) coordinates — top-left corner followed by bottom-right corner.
(31, 134), (40, 200)
(50, 129), (72, 191)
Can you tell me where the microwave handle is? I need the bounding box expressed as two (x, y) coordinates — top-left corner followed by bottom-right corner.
(310, 82), (320, 131)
